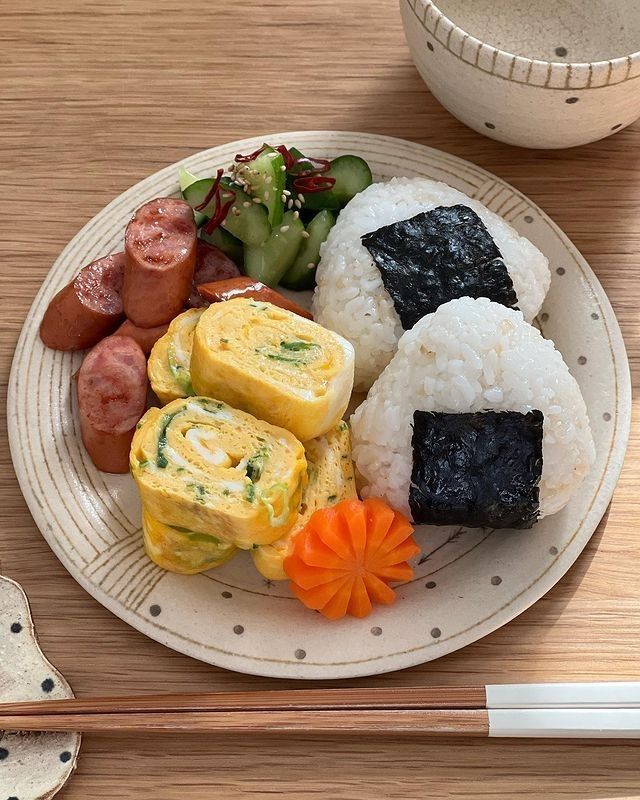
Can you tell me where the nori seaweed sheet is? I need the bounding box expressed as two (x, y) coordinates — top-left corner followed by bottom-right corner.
(361, 205), (518, 329)
(409, 410), (543, 529)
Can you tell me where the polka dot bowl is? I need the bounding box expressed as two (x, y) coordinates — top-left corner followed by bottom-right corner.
(400, 0), (640, 148)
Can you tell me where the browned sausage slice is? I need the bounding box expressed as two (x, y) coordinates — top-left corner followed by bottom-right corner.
(113, 319), (170, 355)
(123, 198), (196, 328)
(77, 335), (148, 473)
(196, 277), (313, 319)
(188, 241), (241, 307)
(39, 253), (125, 350)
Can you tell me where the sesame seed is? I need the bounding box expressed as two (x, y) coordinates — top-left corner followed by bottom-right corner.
(287, 199), (293, 209)
(307, 262), (315, 270)
(297, 193), (305, 203)
(221, 192), (234, 200)
(243, 201), (251, 208)
(280, 165), (286, 172)
(294, 199), (302, 209)
(280, 225), (290, 232)
(231, 207), (241, 216)
(267, 152), (279, 159)
(293, 211), (299, 219)
(281, 194), (287, 202)
(252, 197), (262, 203)
(283, 190), (291, 196)
(301, 230), (310, 239)
(263, 191), (270, 200)
(265, 175), (272, 184)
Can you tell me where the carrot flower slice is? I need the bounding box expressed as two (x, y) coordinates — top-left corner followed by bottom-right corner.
(284, 498), (419, 620)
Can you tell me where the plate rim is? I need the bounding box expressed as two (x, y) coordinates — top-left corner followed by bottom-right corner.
(7, 130), (632, 679)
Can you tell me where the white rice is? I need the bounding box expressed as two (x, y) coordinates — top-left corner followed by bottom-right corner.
(350, 297), (595, 521)
(313, 177), (551, 391)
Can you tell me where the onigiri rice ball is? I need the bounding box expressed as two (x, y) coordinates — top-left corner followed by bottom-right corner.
(313, 178), (551, 390)
(351, 297), (595, 523)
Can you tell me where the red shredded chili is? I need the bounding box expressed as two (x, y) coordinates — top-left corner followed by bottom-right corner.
(275, 144), (296, 171)
(292, 175), (336, 193)
(195, 168), (224, 211)
(202, 191), (235, 235)
(234, 145), (266, 163)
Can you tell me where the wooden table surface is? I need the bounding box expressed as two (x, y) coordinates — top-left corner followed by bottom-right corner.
(2, 1), (640, 797)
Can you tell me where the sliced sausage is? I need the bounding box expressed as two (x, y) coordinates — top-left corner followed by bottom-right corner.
(188, 241), (241, 307)
(39, 253), (125, 350)
(196, 277), (313, 319)
(77, 335), (148, 473)
(113, 319), (169, 355)
(124, 197), (196, 327)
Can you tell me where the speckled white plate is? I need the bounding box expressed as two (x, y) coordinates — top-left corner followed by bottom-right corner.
(0, 576), (80, 799)
(7, 132), (631, 679)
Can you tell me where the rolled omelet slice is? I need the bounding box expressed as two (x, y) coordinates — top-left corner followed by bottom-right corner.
(143, 507), (237, 574)
(190, 298), (355, 441)
(252, 420), (357, 581)
(130, 396), (307, 550)
(148, 308), (204, 404)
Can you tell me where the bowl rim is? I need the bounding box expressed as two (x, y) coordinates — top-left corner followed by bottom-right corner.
(406, 0), (640, 89)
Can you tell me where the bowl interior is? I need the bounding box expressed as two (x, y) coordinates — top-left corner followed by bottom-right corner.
(434, 0), (640, 62)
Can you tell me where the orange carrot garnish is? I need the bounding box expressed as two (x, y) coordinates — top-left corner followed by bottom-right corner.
(284, 498), (419, 621)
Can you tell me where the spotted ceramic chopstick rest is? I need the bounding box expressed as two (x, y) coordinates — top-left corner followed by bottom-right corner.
(0, 575), (80, 798)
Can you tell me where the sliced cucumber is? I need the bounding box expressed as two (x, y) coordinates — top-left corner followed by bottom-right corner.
(300, 155), (373, 211)
(183, 177), (270, 247)
(178, 166), (200, 192)
(200, 226), (244, 266)
(280, 210), (336, 291)
(244, 211), (305, 287)
(235, 145), (286, 227)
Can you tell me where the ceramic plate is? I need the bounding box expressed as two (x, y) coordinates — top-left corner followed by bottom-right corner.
(7, 132), (631, 679)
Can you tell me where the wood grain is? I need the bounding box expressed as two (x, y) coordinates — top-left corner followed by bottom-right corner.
(1, 0), (640, 798)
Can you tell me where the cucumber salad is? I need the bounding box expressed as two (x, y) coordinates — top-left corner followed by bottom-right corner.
(178, 144), (372, 290)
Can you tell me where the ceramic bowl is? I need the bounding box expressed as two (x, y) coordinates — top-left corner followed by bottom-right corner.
(400, 0), (640, 148)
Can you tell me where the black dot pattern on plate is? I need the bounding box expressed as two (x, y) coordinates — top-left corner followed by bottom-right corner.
(41, 678), (55, 693)
(0, 747), (8, 760)
(556, 267), (566, 275)
(425, 581), (437, 589)
(578, 355), (587, 365)
(60, 751), (72, 763)
(603, 412), (612, 421)
(427, 41), (434, 51)
(8, 796), (18, 800)
(540, 312), (549, 323)
(523, 215), (533, 224)
(484, 122), (496, 130)
(371, 626), (383, 636)
(221, 591), (232, 599)
(491, 575), (502, 586)
(555, 46), (568, 57)
(149, 604), (161, 617)
(10, 622), (22, 633)
(611, 123), (623, 131)
(591, 312), (599, 320)
(233, 625), (244, 635)
(566, 97), (579, 104)
(430, 627), (441, 639)
(295, 649), (306, 660)
(549, 546), (559, 555)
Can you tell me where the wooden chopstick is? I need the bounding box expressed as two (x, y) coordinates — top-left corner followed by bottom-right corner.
(0, 708), (489, 735)
(3, 685), (640, 736)
(0, 686), (486, 716)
